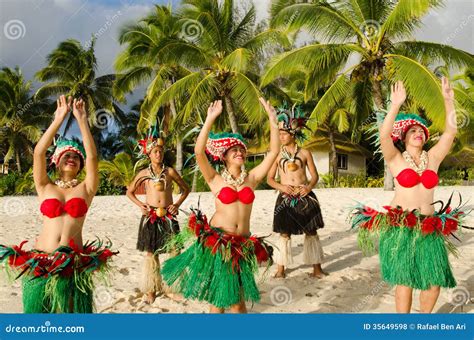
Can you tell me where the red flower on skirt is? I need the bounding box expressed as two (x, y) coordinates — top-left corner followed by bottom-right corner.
(383, 206), (403, 226)
(361, 206), (378, 217)
(421, 216), (442, 235)
(205, 233), (220, 253)
(402, 212), (418, 228)
(98, 248), (114, 262)
(252, 239), (269, 263)
(443, 218), (458, 235)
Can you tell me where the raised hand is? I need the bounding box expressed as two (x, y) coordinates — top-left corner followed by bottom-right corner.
(390, 81), (407, 107)
(259, 97), (276, 116)
(206, 100), (223, 121)
(441, 76), (454, 102)
(259, 97), (278, 127)
(72, 98), (87, 120)
(54, 95), (72, 120)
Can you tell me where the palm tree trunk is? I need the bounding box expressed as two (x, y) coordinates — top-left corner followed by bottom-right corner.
(15, 150), (21, 173)
(328, 128), (338, 186)
(169, 99), (183, 174)
(191, 169), (198, 192)
(373, 78), (394, 191)
(224, 95), (239, 134)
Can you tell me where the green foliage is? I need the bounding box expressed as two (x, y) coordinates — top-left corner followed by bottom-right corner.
(96, 174), (124, 195)
(15, 168), (35, 195)
(320, 173), (384, 188)
(437, 168), (470, 186)
(0, 172), (20, 196)
(98, 152), (136, 187)
(35, 39), (116, 125)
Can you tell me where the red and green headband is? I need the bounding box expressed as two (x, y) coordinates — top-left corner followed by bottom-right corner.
(391, 113), (430, 142)
(205, 132), (247, 161)
(50, 139), (86, 167)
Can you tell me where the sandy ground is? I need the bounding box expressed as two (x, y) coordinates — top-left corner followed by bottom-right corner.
(0, 187), (472, 314)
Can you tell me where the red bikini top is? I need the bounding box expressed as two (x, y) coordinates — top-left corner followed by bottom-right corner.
(396, 169), (439, 189)
(40, 198), (88, 218)
(217, 187), (255, 205)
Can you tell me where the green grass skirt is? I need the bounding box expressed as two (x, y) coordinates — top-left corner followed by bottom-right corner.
(22, 274), (93, 313)
(379, 227), (456, 290)
(0, 239), (117, 313)
(161, 210), (273, 309)
(348, 198), (468, 290)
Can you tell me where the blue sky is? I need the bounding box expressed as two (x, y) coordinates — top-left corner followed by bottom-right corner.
(0, 0), (472, 113)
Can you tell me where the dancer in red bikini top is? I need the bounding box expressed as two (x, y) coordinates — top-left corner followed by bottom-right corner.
(162, 98), (279, 313)
(0, 95), (116, 313)
(350, 78), (470, 313)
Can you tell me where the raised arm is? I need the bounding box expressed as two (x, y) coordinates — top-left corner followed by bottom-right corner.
(72, 98), (99, 196)
(249, 98), (280, 184)
(194, 101), (221, 184)
(379, 81), (406, 163)
(428, 77), (457, 165)
(33, 95), (72, 193)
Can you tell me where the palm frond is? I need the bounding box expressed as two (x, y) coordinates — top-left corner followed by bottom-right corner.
(271, 3), (364, 43)
(385, 53), (445, 130)
(308, 74), (352, 130)
(261, 43), (361, 87)
(228, 72), (264, 125)
(393, 41), (474, 69)
(378, 0), (443, 42)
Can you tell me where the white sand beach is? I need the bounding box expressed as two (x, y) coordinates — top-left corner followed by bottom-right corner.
(1, 187), (472, 313)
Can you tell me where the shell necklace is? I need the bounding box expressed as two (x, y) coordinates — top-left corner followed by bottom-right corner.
(402, 150), (428, 175)
(149, 164), (167, 191)
(54, 178), (78, 189)
(221, 167), (247, 187)
(281, 144), (300, 171)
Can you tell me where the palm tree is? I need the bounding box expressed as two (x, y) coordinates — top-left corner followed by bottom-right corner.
(263, 0), (474, 189)
(152, 0), (289, 134)
(0, 67), (49, 173)
(98, 152), (136, 187)
(35, 38), (118, 128)
(114, 5), (195, 174)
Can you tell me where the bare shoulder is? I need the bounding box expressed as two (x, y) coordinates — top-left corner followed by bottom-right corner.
(137, 168), (149, 177)
(299, 148), (313, 159)
(166, 166), (181, 178)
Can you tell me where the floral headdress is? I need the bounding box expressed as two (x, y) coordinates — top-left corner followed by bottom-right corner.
(205, 132), (247, 162)
(50, 139), (86, 168)
(276, 103), (310, 142)
(136, 123), (166, 158)
(391, 113), (430, 142)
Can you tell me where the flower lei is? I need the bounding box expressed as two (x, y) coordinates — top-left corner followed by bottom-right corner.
(54, 178), (79, 189)
(221, 167), (248, 187)
(402, 150), (428, 175)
